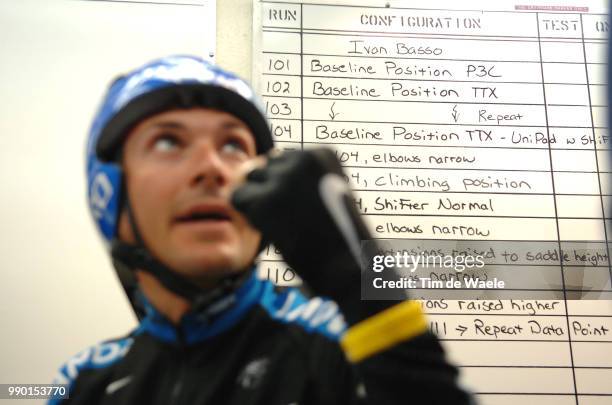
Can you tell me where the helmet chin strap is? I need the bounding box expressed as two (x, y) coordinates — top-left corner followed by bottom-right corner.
(110, 198), (250, 314)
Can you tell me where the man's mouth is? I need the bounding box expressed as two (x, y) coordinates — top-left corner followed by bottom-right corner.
(175, 205), (233, 224)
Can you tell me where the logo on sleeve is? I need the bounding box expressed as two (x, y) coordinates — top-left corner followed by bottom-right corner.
(53, 338), (134, 386)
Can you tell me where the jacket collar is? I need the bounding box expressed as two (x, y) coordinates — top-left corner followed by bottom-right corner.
(136, 268), (265, 345)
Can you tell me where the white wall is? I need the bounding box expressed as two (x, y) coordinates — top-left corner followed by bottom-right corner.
(217, 0), (253, 79)
(0, 0), (217, 400)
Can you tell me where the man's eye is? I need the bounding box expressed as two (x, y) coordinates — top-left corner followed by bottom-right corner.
(221, 139), (248, 155)
(152, 135), (180, 152)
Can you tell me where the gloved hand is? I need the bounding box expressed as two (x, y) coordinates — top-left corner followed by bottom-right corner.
(231, 148), (405, 324)
(231, 149), (365, 296)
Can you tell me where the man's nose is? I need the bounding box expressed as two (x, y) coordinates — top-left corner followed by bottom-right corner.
(188, 141), (228, 190)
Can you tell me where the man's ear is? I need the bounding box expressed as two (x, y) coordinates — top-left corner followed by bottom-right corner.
(117, 209), (135, 244)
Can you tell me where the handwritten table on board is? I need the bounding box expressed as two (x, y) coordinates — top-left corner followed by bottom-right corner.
(254, 1), (612, 403)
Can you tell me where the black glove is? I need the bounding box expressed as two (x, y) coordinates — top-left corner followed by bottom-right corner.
(231, 148), (403, 323)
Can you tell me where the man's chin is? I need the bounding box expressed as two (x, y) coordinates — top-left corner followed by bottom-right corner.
(163, 239), (259, 285)
(170, 253), (248, 280)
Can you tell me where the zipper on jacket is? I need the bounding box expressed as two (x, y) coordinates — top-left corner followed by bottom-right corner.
(170, 328), (187, 405)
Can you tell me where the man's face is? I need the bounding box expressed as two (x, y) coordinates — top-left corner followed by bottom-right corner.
(119, 108), (262, 284)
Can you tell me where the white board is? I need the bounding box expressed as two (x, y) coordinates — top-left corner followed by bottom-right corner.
(254, 1), (612, 403)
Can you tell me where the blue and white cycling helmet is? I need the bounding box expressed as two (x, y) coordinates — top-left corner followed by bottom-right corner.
(86, 56), (273, 313)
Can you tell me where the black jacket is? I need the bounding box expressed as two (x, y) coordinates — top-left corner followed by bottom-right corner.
(49, 270), (473, 405)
